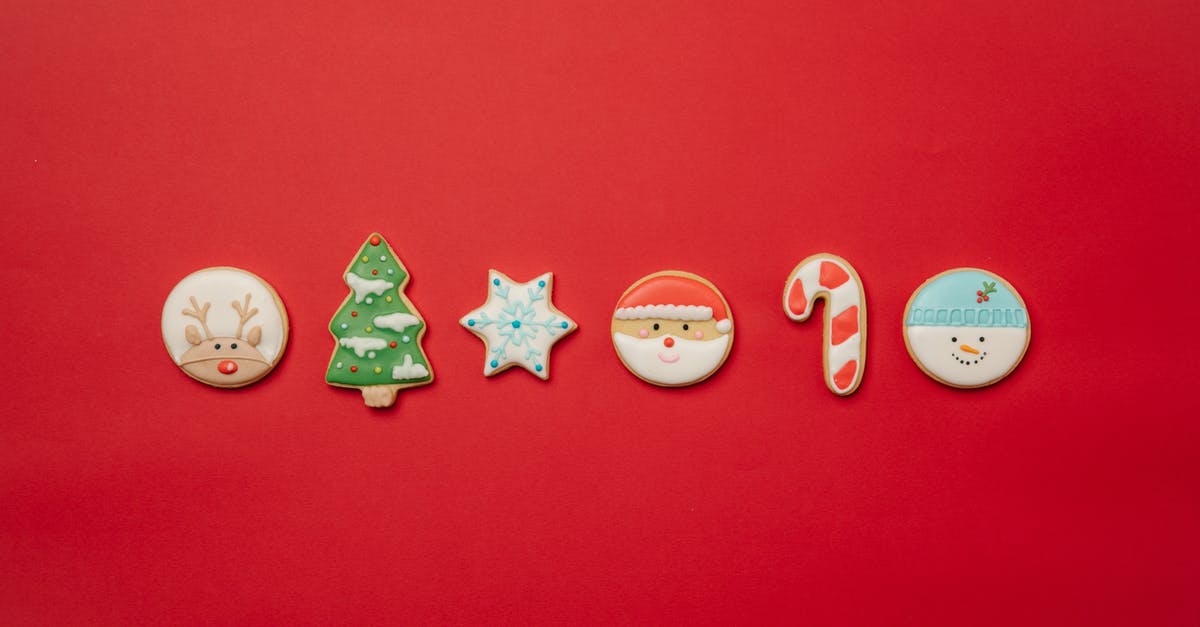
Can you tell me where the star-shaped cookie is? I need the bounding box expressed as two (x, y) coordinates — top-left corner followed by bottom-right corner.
(459, 270), (578, 379)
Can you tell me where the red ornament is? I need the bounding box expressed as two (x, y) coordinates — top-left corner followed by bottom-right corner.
(350, 366), (358, 373)
(351, 311), (358, 317)
(390, 341), (397, 348)
(369, 235), (381, 246)
(372, 269), (378, 276)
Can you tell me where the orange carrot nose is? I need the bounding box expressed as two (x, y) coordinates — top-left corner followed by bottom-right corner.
(959, 344), (980, 355)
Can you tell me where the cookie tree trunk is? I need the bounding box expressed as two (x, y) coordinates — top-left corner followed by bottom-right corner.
(325, 233), (433, 408)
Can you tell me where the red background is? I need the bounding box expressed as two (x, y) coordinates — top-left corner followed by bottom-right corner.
(2, 1), (1198, 624)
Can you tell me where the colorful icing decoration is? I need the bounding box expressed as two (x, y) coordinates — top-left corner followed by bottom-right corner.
(161, 267), (289, 388)
(611, 271), (734, 387)
(459, 270), (578, 379)
(902, 268), (1031, 388)
(782, 253), (867, 396)
(326, 233), (433, 407)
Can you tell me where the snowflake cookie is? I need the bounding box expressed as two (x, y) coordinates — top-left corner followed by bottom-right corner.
(460, 270), (578, 379)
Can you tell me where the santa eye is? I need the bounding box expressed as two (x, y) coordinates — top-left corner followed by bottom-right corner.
(682, 324), (689, 331)
(653, 323), (660, 331)
(950, 337), (957, 343)
(231, 343), (238, 349)
(214, 343), (222, 350)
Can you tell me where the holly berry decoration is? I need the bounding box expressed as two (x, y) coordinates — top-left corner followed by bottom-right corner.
(976, 281), (997, 304)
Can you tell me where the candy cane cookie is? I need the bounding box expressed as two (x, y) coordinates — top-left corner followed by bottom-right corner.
(783, 254), (866, 395)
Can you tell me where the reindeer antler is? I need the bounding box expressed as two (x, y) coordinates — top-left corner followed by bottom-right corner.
(181, 296), (213, 338)
(231, 293), (260, 339)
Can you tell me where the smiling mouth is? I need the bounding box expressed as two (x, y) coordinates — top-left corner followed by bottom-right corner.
(952, 351), (988, 366)
(657, 352), (680, 364)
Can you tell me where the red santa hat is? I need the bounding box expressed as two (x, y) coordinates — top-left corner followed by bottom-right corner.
(614, 273), (733, 333)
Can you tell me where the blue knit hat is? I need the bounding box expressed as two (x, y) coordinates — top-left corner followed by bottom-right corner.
(906, 270), (1027, 328)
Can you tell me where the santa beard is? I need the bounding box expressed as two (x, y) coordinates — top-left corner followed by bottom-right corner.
(613, 332), (730, 386)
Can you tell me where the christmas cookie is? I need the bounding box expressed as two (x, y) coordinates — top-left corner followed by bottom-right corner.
(783, 253), (867, 396)
(459, 270), (578, 379)
(326, 233), (433, 408)
(611, 271), (734, 387)
(903, 268), (1030, 388)
(161, 267), (289, 388)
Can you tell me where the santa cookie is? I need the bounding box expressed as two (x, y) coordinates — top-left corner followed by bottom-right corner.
(161, 267), (289, 388)
(611, 271), (734, 387)
(903, 268), (1030, 388)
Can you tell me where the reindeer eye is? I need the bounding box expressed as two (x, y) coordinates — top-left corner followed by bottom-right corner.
(214, 343), (221, 350)
(230, 343), (238, 349)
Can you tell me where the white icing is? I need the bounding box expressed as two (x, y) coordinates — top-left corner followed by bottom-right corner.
(459, 270), (578, 380)
(373, 312), (419, 333)
(391, 354), (430, 380)
(614, 304), (712, 321)
(783, 256), (865, 395)
(344, 272), (394, 304)
(338, 336), (387, 357)
(161, 267), (288, 364)
(613, 333), (730, 385)
(715, 319), (732, 333)
(905, 326), (1028, 387)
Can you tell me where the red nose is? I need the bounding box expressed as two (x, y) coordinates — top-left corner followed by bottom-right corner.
(217, 360), (238, 375)
(663, 337), (675, 348)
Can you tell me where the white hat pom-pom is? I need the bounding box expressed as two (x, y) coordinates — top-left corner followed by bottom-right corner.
(716, 318), (732, 333)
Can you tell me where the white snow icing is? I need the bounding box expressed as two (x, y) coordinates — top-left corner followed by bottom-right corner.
(339, 336), (388, 357)
(344, 272), (394, 304)
(373, 312), (419, 333)
(392, 354), (430, 380)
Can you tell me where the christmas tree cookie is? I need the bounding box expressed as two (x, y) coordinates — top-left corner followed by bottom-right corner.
(326, 233), (433, 407)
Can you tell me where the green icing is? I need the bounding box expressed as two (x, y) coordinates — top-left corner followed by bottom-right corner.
(325, 234), (433, 386)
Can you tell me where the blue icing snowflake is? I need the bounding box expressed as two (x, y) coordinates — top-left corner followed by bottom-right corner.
(460, 270), (577, 380)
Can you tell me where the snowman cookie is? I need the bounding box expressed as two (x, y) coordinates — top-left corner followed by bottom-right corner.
(162, 267), (289, 388)
(460, 270), (578, 379)
(902, 268), (1030, 388)
(612, 271), (734, 387)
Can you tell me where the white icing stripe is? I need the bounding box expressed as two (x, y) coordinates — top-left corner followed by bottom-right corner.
(339, 336), (387, 357)
(391, 354), (430, 380)
(344, 272), (394, 304)
(373, 312), (419, 332)
(783, 255), (866, 396)
(614, 305), (713, 321)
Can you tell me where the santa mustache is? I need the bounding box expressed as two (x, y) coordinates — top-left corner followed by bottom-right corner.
(613, 332), (731, 386)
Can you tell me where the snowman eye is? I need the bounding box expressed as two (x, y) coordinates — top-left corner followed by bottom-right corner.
(653, 323), (660, 331)
(950, 337), (957, 343)
(979, 337), (985, 342)
(682, 324), (689, 331)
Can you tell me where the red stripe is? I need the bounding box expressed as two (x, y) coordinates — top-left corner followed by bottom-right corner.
(819, 261), (850, 289)
(786, 279), (808, 315)
(830, 306), (859, 345)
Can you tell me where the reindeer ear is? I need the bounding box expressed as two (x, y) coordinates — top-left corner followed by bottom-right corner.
(247, 326), (262, 346)
(185, 325), (203, 345)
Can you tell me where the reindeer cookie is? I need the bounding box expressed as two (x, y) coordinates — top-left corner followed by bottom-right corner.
(161, 267), (289, 388)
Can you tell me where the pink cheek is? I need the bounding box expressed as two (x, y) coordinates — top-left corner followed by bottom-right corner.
(694, 331), (703, 339)
(638, 329), (649, 338)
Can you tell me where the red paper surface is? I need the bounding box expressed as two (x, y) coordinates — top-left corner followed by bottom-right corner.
(2, 1), (1198, 624)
